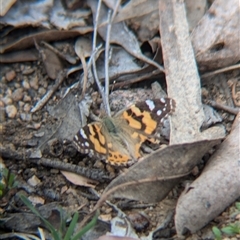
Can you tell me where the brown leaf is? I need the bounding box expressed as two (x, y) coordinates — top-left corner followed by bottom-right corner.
(87, 0), (164, 72)
(191, 0), (240, 71)
(110, 0), (157, 23)
(38, 46), (63, 80)
(61, 170), (97, 188)
(175, 113), (240, 235)
(0, 29), (91, 54)
(0, 0), (16, 17)
(0, 0), (90, 29)
(0, 49), (39, 63)
(94, 139), (222, 206)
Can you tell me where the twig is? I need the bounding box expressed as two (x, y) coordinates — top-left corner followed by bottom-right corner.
(91, 0), (111, 115)
(103, 0), (121, 116)
(35, 158), (111, 182)
(110, 69), (161, 90)
(201, 63), (240, 78)
(31, 70), (67, 113)
(41, 41), (77, 64)
(78, 50), (88, 101)
(207, 100), (240, 115)
(104, 9), (112, 116)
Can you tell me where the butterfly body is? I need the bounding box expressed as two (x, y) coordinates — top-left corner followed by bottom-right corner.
(73, 98), (175, 165)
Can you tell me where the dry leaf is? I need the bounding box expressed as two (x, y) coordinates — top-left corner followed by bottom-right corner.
(185, 0), (207, 32)
(110, 0), (157, 23)
(61, 170), (97, 188)
(175, 113), (240, 235)
(87, 0), (164, 72)
(191, 0), (240, 70)
(0, 0), (16, 17)
(0, 0), (90, 29)
(0, 30), (90, 54)
(40, 47), (64, 80)
(95, 139), (222, 205)
(0, 49), (39, 63)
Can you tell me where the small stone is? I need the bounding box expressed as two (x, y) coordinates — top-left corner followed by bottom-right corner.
(29, 75), (39, 90)
(34, 132), (44, 137)
(38, 87), (46, 95)
(33, 122), (41, 129)
(6, 105), (17, 118)
(20, 113), (32, 121)
(14, 83), (21, 88)
(2, 96), (13, 105)
(6, 70), (16, 82)
(0, 101), (4, 107)
(18, 101), (25, 108)
(23, 103), (31, 112)
(12, 88), (24, 102)
(27, 175), (41, 186)
(22, 80), (30, 89)
(22, 68), (34, 75)
(23, 95), (31, 102)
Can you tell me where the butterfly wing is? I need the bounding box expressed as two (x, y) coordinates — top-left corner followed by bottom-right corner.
(114, 97), (176, 160)
(73, 120), (133, 165)
(73, 122), (107, 159)
(117, 98), (175, 136)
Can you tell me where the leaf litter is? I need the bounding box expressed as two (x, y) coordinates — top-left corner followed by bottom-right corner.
(0, 0), (240, 239)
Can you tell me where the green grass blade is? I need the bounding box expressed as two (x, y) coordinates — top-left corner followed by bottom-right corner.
(71, 212), (98, 240)
(20, 195), (61, 240)
(63, 212), (79, 240)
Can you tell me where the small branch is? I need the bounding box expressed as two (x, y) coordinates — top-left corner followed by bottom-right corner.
(91, 0), (111, 115)
(201, 63), (240, 79)
(104, 9), (112, 116)
(207, 100), (240, 115)
(31, 70), (67, 113)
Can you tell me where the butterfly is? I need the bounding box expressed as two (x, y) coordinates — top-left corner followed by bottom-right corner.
(73, 98), (175, 166)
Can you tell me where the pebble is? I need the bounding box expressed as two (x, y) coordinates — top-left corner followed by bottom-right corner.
(22, 68), (34, 75)
(11, 88), (24, 102)
(22, 80), (30, 89)
(23, 103), (31, 112)
(20, 113), (32, 121)
(27, 175), (41, 187)
(23, 95), (31, 102)
(6, 70), (16, 82)
(29, 75), (39, 90)
(6, 105), (17, 118)
(14, 83), (21, 88)
(2, 96), (13, 105)
(0, 101), (4, 107)
(38, 87), (46, 95)
(18, 101), (25, 108)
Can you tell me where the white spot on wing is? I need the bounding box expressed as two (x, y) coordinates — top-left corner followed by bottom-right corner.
(85, 142), (89, 147)
(160, 98), (166, 103)
(74, 135), (79, 141)
(157, 110), (162, 116)
(80, 129), (87, 139)
(146, 100), (155, 111)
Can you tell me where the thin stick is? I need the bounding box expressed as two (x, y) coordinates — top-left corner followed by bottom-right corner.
(207, 100), (240, 115)
(91, 0), (110, 115)
(104, 9), (112, 116)
(103, 0), (121, 116)
(31, 70), (67, 113)
(201, 63), (240, 78)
